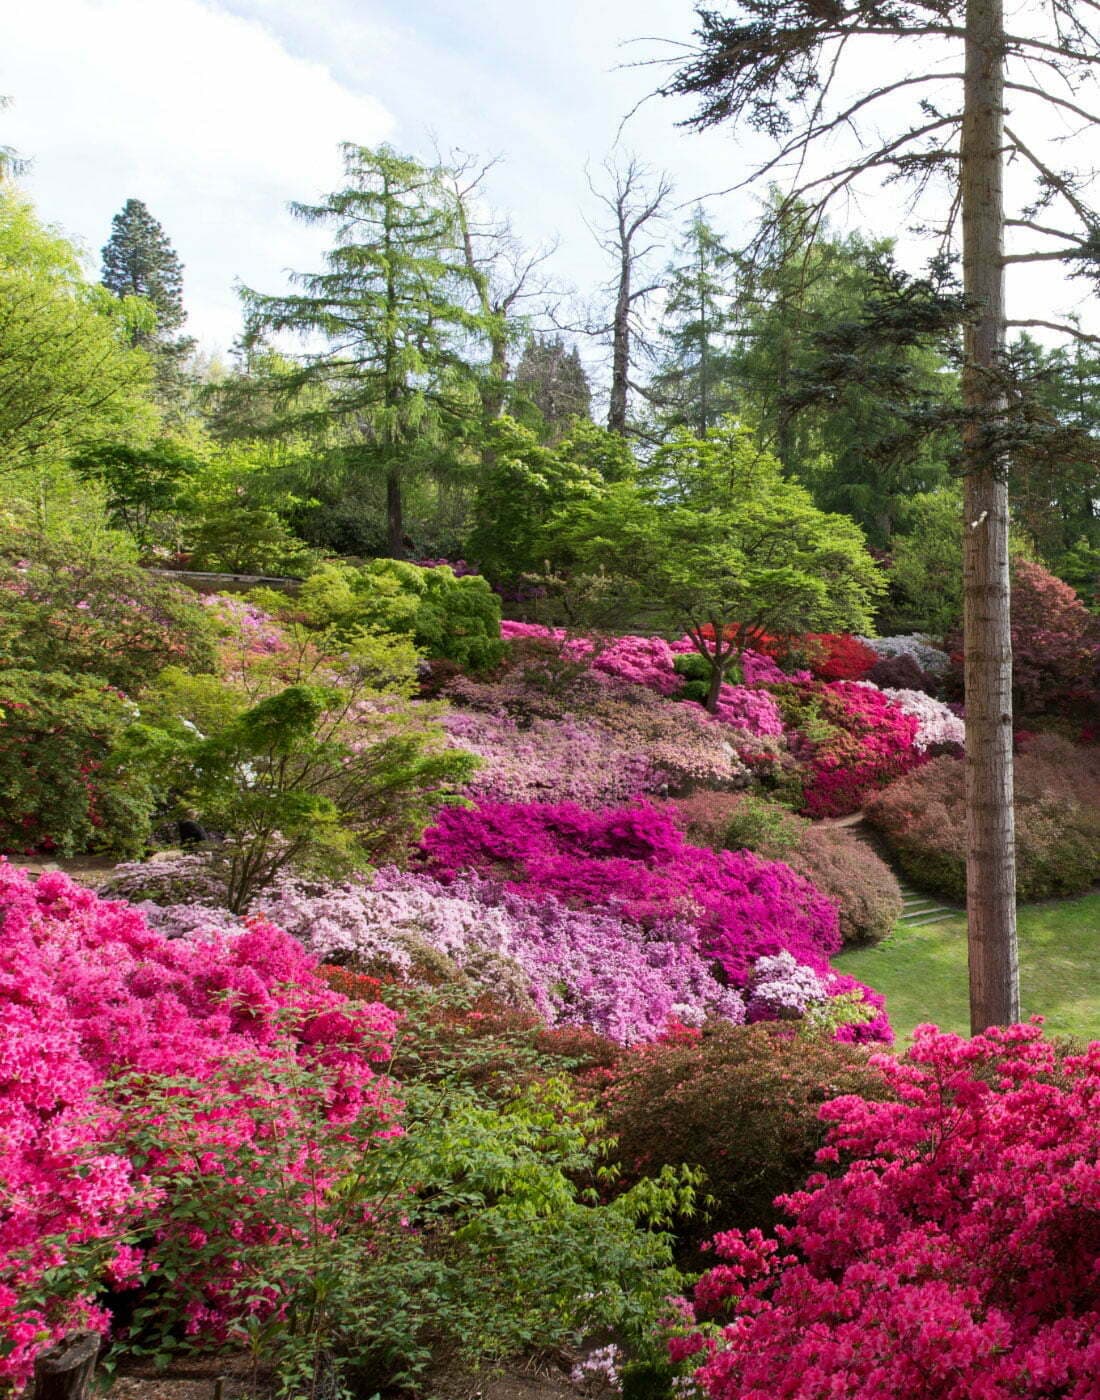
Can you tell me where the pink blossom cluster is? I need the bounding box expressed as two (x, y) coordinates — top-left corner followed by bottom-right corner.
(678, 1022), (1100, 1399)
(710, 684), (785, 737)
(201, 593), (288, 655)
(500, 621), (684, 695)
(0, 862), (399, 1386)
(879, 685), (966, 751)
(421, 801), (888, 1039)
(797, 681), (925, 818)
(441, 708), (663, 806)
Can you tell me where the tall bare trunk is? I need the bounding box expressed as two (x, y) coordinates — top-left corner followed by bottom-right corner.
(961, 0), (1019, 1031)
(608, 251), (631, 435)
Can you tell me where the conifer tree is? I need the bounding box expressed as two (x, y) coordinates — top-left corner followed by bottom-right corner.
(101, 198), (194, 395)
(647, 209), (740, 439)
(243, 144), (480, 557)
(515, 336), (592, 437)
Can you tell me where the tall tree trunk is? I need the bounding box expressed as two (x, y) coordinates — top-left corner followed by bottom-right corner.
(961, 0), (1019, 1032)
(386, 468), (404, 559)
(608, 252), (631, 435)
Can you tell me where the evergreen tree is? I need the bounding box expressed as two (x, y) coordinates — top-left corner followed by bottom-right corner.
(243, 144), (480, 558)
(101, 198), (194, 397)
(647, 209), (740, 439)
(514, 336), (592, 438)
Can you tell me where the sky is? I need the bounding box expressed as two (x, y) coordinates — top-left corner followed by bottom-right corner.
(3, 0), (1099, 364)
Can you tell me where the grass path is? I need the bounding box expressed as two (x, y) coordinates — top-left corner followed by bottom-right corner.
(835, 892), (1100, 1045)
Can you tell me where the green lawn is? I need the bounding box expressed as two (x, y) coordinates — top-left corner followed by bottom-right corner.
(835, 893), (1100, 1045)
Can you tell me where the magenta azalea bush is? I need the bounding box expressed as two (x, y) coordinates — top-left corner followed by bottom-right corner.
(421, 801), (889, 1040)
(675, 1022), (1100, 1400)
(0, 862), (399, 1387)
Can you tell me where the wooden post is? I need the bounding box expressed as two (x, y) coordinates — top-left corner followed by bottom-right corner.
(33, 1334), (99, 1400)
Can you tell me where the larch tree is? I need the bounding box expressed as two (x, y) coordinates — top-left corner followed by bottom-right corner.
(662, 0), (1100, 1032)
(243, 144), (481, 558)
(647, 207), (741, 439)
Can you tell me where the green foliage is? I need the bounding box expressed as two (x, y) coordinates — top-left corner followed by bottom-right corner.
(126, 661), (476, 911)
(0, 528), (215, 694)
(0, 669), (154, 855)
(541, 420), (883, 707)
(466, 416), (609, 586)
(513, 335), (592, 439)
(106, 1037), (692, 1399)
(647, 208), (741, 440)
(0, 189), (155, 479)
(298, 558), (504, 670)
(72, 435), (202, 553)
(886, 488), (964, 635)
(177, 443), (320, 576)
(597, 1022), (885, 1248)
(1060, 536), (1100, 611)
(242, 143), (483, 556)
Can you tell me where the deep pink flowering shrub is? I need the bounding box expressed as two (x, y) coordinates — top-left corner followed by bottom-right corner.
(680, 1023), (1100, 1400)
(710, 684), (785, 736)
(500, 622), (685, 695)
(776, 681), (924, 817)
(421, 802), (888, 1040)
(0, 863), (398, 1386)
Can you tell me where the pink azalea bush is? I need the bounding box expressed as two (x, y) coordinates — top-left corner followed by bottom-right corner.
(0, 862), (399, 1387)
(421, 801), (889, 1040)
(676, 1022), (1100, 1400)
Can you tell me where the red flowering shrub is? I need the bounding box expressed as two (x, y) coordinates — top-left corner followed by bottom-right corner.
(0, 863), (399, 1386)
(765, 633), (877, 682)
(596, 1023), (887, 1246)
(866, 736), (1100, 900)
(680, 1023), (1100, 1400)
(774, 681), (924, 817)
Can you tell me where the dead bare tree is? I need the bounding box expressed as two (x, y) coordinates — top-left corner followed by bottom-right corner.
(660, 0), (1100, 1033)
(442, 154), (559, 424)
(585, 155), (674, 435)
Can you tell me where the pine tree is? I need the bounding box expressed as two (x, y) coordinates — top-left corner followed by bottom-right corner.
(647, 209), (740, 439)
(101, 198), (193, 400)
(243, 144), (480, 557)
(101, 199), (187, 338)
(514, 336), (592, 438)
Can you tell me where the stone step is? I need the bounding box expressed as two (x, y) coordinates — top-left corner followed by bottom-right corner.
(904, 911), (957, 926)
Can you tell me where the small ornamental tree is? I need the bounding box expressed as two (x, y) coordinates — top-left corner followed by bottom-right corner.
(541, 421), (883, 709)
(678, 1022), (1100, 1400)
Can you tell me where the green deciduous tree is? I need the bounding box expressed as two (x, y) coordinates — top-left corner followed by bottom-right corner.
(541, 420), (884, 709)
(0, 190), (154, 485)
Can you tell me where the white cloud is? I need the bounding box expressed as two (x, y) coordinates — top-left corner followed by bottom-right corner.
(1, 0), (394, 351)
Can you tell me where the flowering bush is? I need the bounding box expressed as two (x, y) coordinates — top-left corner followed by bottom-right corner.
(680, 1023), (1100, 1400)
(858, 633), (951, 675)
(441, 708), (664, 806)
(761, 633), (877, 682)
(0, 862), (398, 1387)
(421, 801), (887, 1039)
(774, 681), (924, 817)
(0, 671), (154, 856)
(595, 1022), (887, 1247)
(866, 735), (1100, 901)
(134, 868), (746, 1046)
(0, 533), (215, 695)
(879, 685), (965, 752)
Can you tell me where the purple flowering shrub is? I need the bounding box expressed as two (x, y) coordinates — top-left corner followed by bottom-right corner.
(421, 801), (889, 1040)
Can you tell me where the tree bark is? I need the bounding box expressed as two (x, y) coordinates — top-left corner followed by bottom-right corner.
(33, 1333), (99, 1400)
(961, 0), (1019, 1031)
(608, 245), (631, 436)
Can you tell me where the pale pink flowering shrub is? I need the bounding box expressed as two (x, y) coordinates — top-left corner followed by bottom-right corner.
(879, 684), (965, 752)
(0, 862), (399, 1386)
(680, 1022), (1100, 1400)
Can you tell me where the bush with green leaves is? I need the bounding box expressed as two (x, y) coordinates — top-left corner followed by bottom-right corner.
(297, 558), (504, 671)
(595, 1022), (886, 1250)
(0, 669), (154, 856)
(123, 663), (476, 911)
(0, 529), (215, 695)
